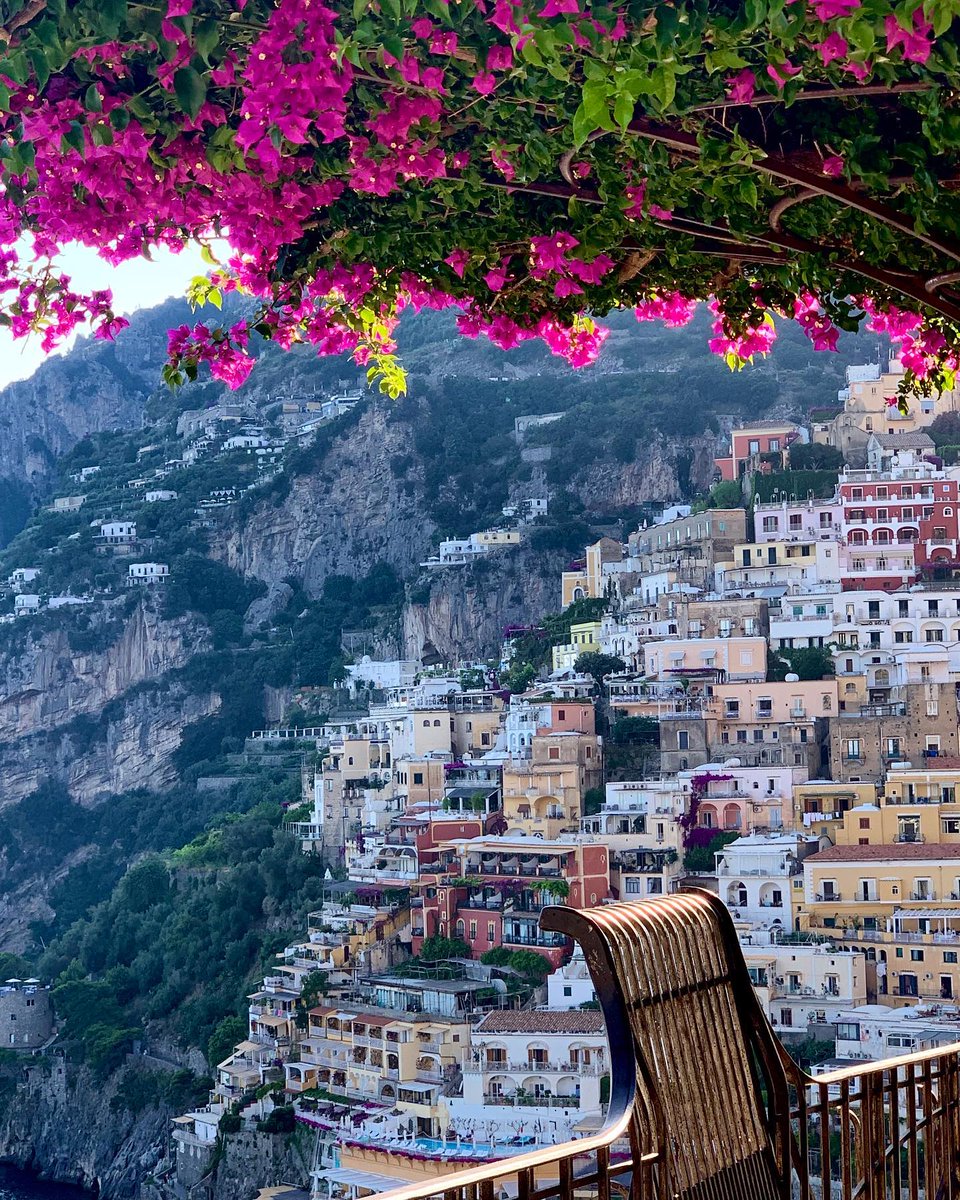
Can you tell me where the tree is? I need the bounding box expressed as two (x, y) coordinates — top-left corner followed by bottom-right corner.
(574, 651), (626, 688)
(207, 1016), (247, 1070)
(707, 481), (744, 510)
(929, 411), (960, 449)
(5, 3), (960, 399)
(768, 646), (836, 681)
(788, 444), (844, 471)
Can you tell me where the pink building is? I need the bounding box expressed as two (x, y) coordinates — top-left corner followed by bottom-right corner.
(715, 423), (802, 482)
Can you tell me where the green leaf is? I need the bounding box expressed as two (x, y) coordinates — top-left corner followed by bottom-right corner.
(193, 18), (219, 63)
(84, 83), (102, 113)
(90, 122), (114, 147)
(650, 64), (676, 110)
(614, 89), (635, 135)
(173, 66), (206, 119)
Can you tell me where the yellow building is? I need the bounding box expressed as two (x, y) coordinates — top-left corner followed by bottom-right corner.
(560, 537), (622, 606)
(801, 843), (960, 1005)
(474, 529), (521, 548)
(551, 621), (602, 672)
(792, 780), (879, 838)
(501, 731), (602, 838)
(290, 1004), (470, 1133)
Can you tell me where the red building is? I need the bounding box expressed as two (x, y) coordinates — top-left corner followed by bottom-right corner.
(414, 835), (610, 968)
(838, 470), (960, 589)
(714, 422), (801, 482)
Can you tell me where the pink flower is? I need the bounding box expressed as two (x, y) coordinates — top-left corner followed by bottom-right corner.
(885, 8), (933, 63)
(766, 60), (800, 88)
(634, 293), (697, 327)
(484, 258), (511, 291)
(538, 0), (578, 14)
(572, 161), (591, 178)
(814, 32), (849, 64)
(554, 277), (584, 297)
(822, 155), (844, 177)
(444, 249), (470, 278)
(472, 72), (497, 95)
(530, 232), (578, 273)
(411, 17), (435, 37)
(726, 69), (756, 104)
(491, 147), (515, 180)
(843, 58), (871, 80)
(486, 44), (514, 71)
(809, 0), (859, 19)
(429, 31), (458, 54)
(648, 203), (673, 220)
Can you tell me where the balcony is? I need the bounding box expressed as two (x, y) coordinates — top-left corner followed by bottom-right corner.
(815, 892), (842, 902)
(369, 891), (960, 1200)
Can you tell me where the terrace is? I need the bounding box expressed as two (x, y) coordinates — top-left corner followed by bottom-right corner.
(367, 893), (960, 1200)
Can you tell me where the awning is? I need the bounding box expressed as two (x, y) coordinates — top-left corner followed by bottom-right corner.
(315, 1169), (409, 1193)
(235, 1040), (261, 1053)
(256, 1015), (288, 1027)
(894, 908), (960, 920)
(172, 1116), (194, 1125)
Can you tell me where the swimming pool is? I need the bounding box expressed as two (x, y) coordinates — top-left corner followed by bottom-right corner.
(413, 1137), (534, 1155)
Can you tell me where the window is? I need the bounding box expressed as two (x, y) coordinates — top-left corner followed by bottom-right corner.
(762, 516), (778, 532)
(548, 746), (560, 760)
(769, 438), (780, 451)
(749, 439), (760, 454)
(899, 600), (910, 617)
(557, 709), (566, 720)
(895, 630), (914, 643)
(837, 1023), (860, 1041)
(487, 922), (495, 941)
(846, 739), (861, 760)
(929, 600), (942, 616)
(563, 985), (572, 997)
(945, 952), (958, 964)
(677, 731), (689, 750)
(789, 514), (802, 530)
(927, 627), (945, 643)
(413, 771), (424, 785)
(779, 1009), (793, 1027)
(469, 920), (477, 939)
(859, 817), (871, 830)
(911, 949), (925, 962)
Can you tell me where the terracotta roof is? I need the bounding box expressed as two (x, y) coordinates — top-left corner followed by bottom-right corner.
(475, 1010), (605, 1035)
(807, 843), (960, 863)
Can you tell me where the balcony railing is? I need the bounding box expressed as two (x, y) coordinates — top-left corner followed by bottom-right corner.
(367, 893), (960, 1200)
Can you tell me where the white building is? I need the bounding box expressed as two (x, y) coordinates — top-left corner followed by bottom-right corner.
(344, 657), (419, 695)
(127, 562), (170, 585)
(145, 489), (179, 503)
(7, 568), (39, 592)
(717, 832), (820, 932)
(98, 520), (137, 544)
(753, 498), (844, 544)
(14, 594), (40, 613)
(738, 936), (867, 1033)
(50, 495), (84, 512)
(546, 950), (597, 1010)
(47, 594), (90, 609)
(832, 1002), (960, 1061)
(445, 1009), (608, 1146)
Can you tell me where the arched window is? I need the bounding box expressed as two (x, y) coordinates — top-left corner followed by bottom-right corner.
(726, 881), (748, 908)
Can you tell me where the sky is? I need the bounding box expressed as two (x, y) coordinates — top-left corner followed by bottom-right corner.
(0, 241), (209, 389)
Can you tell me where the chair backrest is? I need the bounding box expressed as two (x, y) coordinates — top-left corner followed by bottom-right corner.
(541, 890), (792, 1200)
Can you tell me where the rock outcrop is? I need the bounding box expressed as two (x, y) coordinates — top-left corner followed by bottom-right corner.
(218, 404), (436, 595)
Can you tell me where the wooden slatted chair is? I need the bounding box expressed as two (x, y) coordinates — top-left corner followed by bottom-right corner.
(363, 890), (960, 1200)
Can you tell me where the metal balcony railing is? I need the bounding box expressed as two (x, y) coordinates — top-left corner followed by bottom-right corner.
(368, 892), (960, 1200)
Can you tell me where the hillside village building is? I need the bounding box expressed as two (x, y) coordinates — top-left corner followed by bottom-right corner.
(171, 360), (960, 1195)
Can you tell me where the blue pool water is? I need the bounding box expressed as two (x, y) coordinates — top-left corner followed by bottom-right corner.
(414, 1137), (534, 1154)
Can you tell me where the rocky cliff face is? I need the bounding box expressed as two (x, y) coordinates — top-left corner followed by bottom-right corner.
(0, 685), (220, 809)
(0, 1058), (172, 1198)
(0, 598), (209, 750)
(0, 1057), (311, 1200)
(403, 545), (568, 661)
(219, 403), (436, 597)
